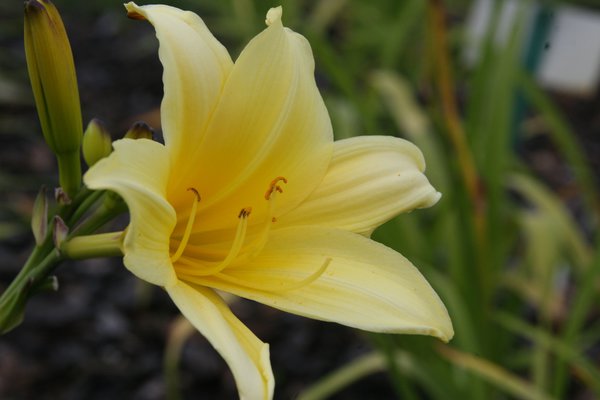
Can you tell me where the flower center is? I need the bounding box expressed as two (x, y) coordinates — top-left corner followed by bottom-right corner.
(175, 206), (251, 276)
(171, 177), (288, 272)
(172, 177), (331, 293)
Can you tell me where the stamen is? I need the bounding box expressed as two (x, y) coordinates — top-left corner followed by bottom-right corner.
(245, 177), (288, 259)
(264, 176), (287, 200)
(174, 207), (252, 276)
(170, 188), (200, 264)
(210, 257), (333, 293)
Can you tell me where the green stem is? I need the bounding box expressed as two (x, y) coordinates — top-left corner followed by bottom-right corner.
(0, 239), (61, 333)
(71, 194), (126, 237)
(297, 352), (388, 400)
(67, 189), (105, 226)
(61, 232), (123, 259)
(56, 150), (81, 198)
(0, 187), (124, 334)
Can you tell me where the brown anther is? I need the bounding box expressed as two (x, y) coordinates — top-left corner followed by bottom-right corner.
(264, 176), (288, 200)
(187, 187), (201, 202)
(271, 217), (278, 223)
(271, 176), (288, 185)
(238, 207), (252, 219)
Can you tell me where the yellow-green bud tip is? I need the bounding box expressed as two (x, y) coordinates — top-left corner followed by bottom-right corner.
(83, 118), (113, 167)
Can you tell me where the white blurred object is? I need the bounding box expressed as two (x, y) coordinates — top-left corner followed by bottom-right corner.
(466, 0), (600, 96)
(537, 6), (600, 95)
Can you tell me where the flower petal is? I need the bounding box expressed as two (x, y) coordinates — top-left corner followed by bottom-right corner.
(185, 226), (453, 342)
(84, 139), (177, 287)
(167, 281), (274, 400)
(124, 2), (233, 162)
(168, 8), (333, 233)
(278, 136), (441, 236)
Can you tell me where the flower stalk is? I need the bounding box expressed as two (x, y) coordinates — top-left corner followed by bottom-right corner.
(0, 237), (61, 333)
(61, 232), (124, 259)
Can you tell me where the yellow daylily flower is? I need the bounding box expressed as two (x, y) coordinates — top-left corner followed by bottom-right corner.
(85, 3), (453, 399)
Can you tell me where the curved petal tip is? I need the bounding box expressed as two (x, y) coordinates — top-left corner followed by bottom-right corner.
(425, 191), (442, 209)
(265, 6), (282, 26)
(124, 2), (145, 20)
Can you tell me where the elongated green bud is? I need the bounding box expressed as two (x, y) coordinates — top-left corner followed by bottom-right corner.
(24, 0), (82, 197)
(124, 121), (154, 140)
(31, 185), (48, 246)
(82, 119), (112, 167)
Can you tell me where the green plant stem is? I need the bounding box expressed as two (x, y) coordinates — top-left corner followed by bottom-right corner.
(427, 0), (492, 370)
(61, 232), (123, 259)
(495, 311), (600, 396)
(56, 150), (81, 198)
(552, 247), (600, 398)
(0, 238), (61, 333)
(427, 0), (482, 219)
(67, 189), (105, 226)
(71, 195), (126, 237)
(165, 316), (196, 400)
(436, 344), (556, 400)
(297, 352), (389, 400)
(0, 187), (124, 333)
(519, 72), (600, 221)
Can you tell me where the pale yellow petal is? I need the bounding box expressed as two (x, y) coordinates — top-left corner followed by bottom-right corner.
(167, 282), (274, 400)
(168, 9), (332, 234)
(278, 136), (441, 235)
(124, 2), (233, 162)
(186, 226), (453, 342)
(84, 139), (176, 287)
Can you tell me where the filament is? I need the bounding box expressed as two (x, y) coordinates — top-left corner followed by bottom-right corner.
(170, 188), (200, 264)
(246, 176), (288, 258)
(175, 207), (251, 276)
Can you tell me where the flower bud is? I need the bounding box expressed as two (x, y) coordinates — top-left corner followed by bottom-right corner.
(82, 119), (112, 167)
(24, 0), (82, 197)
(124, 121), (154, 140)
(53, 215), (69, 249)
(31, 185), (48, 246)
(54, 187), (71, 205)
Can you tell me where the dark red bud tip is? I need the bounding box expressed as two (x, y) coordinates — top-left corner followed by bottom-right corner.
(24, 0), (44, 13)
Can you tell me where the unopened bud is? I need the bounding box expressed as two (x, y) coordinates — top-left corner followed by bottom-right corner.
(124, 121), (154, 140)
(24, 0), (82, 197)
(53, 216), (69, 249)
(31, 185), (48, 246)
(82, 119), (112, 167)
(54, 187), (71, 205)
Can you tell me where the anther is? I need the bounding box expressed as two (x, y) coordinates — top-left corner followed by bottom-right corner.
(238, 207), (252, 219)
(265, 176), (288, 200)
(187, 187), (200, 201)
